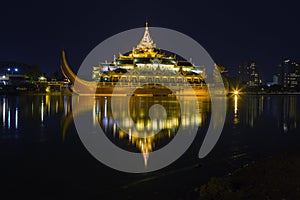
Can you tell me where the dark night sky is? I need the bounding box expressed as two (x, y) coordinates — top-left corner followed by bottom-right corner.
(0, 0), (299, 81)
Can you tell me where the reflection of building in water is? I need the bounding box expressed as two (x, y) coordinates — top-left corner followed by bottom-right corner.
(234, 95), (300, 132)
(92, 96), (210, 166)
(278, 96), (299, 133)
(234, 95), (264, 127)
(267, 95), (300, 133)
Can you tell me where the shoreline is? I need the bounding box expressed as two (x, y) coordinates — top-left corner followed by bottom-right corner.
(197, 147), (300, 199)
(236, 92), (300, 95)
(1, 91), (300, 96)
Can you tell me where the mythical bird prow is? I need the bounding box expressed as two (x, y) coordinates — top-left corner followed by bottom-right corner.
(60, 50), (97, 94)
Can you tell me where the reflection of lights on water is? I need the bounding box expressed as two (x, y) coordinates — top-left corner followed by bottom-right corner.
(159, 120), (165, 129)
(46, 95), (50, 115)
(234, 95), (238, 115)
(113, 123), (116, 135)
(93, 101), (96, 126)
(260, 96), (264, 114)
(196, 114), (202, 126)
(146, 119), (151, 130)
(233, 117), (239, 125)
(141, 142), (149, 166)
(15, 107), (18, 129)
(283, 123), (288, 133)
(95, 100), (99, 114)
(8, 108), (10, 129)
(232, 88), (241, 120)
(182, 115), (190, 127)
(55, 100), (59, 114)
(152, 120), (158, 131)
(84, 97), (208, 167)
(233, 94), (239, 125)
(31, 102), (34, 117)
(172, 118), (178, 126)
(64, 96), (68, 117)
(136, 119), (144, 130)
(129, 128), (132, 141)
(41, 99), (44, 122)
(104, 98), (107, 118)
(2, 98), (6, 124)
(139, 108), (145, 117)
(2, 100), (19, 129)
(232, 88), (240, 115)
(102, 117), (108, 131)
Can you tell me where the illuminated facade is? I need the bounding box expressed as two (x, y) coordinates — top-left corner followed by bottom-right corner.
(60, 23), (228, 95)
(238, 62), (262, 87)
(92, 22), (206, 83)
(278, 59), (300, 88)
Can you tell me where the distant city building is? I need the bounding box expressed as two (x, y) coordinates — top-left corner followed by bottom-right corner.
(0, 62), (28, 75)
(278, 59), (300, 88)
(273, 75), (278, 85)
(267, 75), (279, 87)
(0, 62), (32, 85)
(238, 62), (262, 87)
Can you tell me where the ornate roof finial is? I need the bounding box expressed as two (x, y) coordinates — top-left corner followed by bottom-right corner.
(136, 21), (156, 49)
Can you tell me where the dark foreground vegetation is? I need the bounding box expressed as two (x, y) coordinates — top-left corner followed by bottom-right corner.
(197, 148), (300, 200)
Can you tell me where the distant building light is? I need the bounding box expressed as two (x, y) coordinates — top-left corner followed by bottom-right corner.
(14, 68), (18, 72)
(39, 76), (47, 82)
(7, 68), (11, 71)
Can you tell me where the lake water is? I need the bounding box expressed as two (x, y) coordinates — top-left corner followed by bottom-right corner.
(0, 94), (300, 199)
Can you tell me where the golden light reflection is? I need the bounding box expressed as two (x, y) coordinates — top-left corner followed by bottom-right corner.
(233, 92), (240, 125)
(68, 97), (210, 166)
(104, 96), (209, 166)
(41, 99), (44, 122)
(63, 96), (210, 167)
(234, 95), (238, 116)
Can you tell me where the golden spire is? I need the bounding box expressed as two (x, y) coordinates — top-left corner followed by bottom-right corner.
(136, 21), (156, 49)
